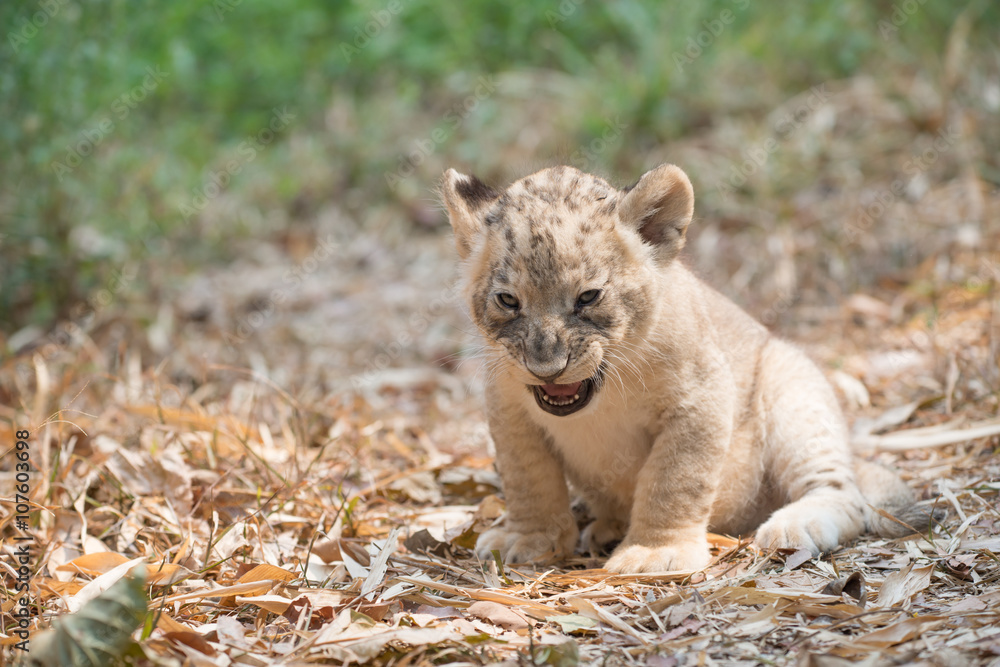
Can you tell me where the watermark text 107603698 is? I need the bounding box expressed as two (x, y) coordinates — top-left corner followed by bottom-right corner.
(9, 429), (34, 653)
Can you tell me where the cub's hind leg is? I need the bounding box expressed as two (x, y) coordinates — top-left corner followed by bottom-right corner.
(753, 340), (867, 554)
(578, 495), (630, 556)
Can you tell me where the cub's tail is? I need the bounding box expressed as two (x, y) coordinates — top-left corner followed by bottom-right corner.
(854, 460), (946, 538)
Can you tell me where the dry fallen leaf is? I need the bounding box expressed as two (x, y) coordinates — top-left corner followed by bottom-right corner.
(468, 600), (531, 631)
(850, 616), (947, 650)
(821, 571), (866, 606)
(238, 563), (297, 584)
(236, 593), (294, 614)
(874, 563), (934, 609)
(56, 552), (131, 576)
(785, 548), (814, 570)
(9, 92), (1000, 665)
(546, 613), (598, 634)
(65, 557), (147, 614)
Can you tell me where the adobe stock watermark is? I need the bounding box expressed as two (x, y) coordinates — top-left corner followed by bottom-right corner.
(7, 0), (69, 53)
(759, 290), (797, 327)
(672, 0), (750, 73)
(547, 0), (585, 28)
(970, 255), (1000, 291)
(224, 234), (339, 348)
(384, 76), (498, 191)
(50, 66), (170, 181)
(716, 83), (830, 200)
(340, 0), (408, 63)
(179, 106), (296, 220)
(569, 116), (628, 173)
(877, 0), (928, 39)
(350, 282), (462, 391)
(843, 123), (960, 243)
(208, 0), (242, 23)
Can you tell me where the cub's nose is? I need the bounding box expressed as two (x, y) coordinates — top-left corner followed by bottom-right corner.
(525, 356), (570, 383)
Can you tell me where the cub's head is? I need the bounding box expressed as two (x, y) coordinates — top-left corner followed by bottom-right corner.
(441, 164), (694, 416)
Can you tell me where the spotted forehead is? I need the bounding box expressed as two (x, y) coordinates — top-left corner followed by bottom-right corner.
(482, 167), (622, 284)
(486, 166), (618, 225)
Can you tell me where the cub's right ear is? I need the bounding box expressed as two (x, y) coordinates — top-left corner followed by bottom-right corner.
(618, 164), (694, 265)
(441, 169), (499, 259)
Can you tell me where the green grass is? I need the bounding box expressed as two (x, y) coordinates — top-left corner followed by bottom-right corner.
(1, 0), (996, 333)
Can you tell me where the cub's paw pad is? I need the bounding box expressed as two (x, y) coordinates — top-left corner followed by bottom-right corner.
(475, 525), (577, 565)
(604, 541), (711, 574)
(582, 517), (627, 556)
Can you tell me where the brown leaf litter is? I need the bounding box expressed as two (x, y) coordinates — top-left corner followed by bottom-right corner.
(2, 67), (1000, 665)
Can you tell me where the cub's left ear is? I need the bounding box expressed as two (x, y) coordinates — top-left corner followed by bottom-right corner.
(617, 164), (694, 263)
(440, 169), (500, 259)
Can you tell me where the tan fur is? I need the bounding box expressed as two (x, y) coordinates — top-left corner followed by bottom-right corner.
(441, 164), (937, 573)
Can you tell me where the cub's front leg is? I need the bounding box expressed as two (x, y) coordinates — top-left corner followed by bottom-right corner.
(605, 406), (731, 574)
(475, 396), (578, 565)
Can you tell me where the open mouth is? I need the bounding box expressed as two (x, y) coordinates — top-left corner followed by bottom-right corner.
(532, 378), (596, 416)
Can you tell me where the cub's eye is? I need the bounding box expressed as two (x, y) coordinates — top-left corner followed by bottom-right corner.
(496, 293), (520, 310)
(576, 289), (600, 307)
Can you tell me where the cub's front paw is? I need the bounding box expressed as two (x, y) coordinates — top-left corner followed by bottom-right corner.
(604, 540), (711, 574)
(475, 522), (579, 565)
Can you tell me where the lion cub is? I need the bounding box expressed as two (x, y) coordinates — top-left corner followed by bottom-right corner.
(442, 163), (934, 573)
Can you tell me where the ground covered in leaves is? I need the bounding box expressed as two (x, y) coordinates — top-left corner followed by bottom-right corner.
(3, 66), (1000, 665)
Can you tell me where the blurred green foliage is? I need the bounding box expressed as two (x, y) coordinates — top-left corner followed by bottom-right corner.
(1, 0), (996, 334)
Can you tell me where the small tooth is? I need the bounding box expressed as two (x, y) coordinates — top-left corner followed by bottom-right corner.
(573, 394), (579, 400)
